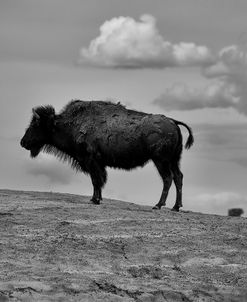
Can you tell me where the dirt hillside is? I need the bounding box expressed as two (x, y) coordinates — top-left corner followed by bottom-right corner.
(0, 189), (246, 302)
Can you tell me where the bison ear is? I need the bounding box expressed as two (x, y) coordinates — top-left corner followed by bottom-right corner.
(46, 106), (56, 128)
(32, 108), (40, 120)
(48, 107), (55, 121)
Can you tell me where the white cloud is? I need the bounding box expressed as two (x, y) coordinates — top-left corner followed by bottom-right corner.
(79, 15), (214, 69)
(154, 44), (247, 115)
(204, 45), (247, 78)
(153, 81), (235, 111)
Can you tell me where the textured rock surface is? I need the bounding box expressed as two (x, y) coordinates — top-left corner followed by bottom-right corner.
(0, 189), (247, 301)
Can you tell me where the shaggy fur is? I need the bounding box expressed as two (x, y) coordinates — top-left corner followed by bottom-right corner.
(20, 100), (194, 211)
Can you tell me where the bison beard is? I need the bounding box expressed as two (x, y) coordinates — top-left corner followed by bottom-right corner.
(20, 100), (194, 211)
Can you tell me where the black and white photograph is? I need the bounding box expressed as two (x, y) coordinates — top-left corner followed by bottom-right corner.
(0, 0), (247, 301)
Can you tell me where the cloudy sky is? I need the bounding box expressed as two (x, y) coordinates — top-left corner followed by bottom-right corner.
(1, 0), (247, 216)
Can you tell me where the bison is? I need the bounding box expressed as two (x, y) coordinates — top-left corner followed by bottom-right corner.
(228, 208), (244, 217)
(20, 100), (194, 211)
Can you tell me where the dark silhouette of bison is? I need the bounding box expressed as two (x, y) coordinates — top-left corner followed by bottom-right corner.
(20, 100), (194, 211)
(228, 208), (244, 217)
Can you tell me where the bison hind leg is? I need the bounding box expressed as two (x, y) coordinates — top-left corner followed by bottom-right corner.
(152, 204), (161, 210)
(171, 205), (180, 212)
(152, 160), (173, 210)
(171, 162), (183, 211)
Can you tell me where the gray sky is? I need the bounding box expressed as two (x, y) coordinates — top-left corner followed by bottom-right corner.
(1, 0), (247, 215)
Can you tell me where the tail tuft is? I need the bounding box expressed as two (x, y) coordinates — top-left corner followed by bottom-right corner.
(171, 119), (194, 149)
(185, 129), (194, 149)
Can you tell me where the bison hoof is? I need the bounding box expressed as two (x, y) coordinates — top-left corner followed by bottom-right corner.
(171, 207), (179, 212)
(152, 205), (160, 210)
(90, 198), (101, 205)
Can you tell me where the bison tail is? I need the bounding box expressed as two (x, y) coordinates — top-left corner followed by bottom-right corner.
(184, 129), (194, 149)
(171, 119), (194, 149)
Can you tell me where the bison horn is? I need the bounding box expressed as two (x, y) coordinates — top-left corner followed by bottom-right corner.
(32, 109), (40, 120)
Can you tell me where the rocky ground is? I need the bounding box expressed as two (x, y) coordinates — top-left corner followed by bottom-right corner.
(0, 189), (247, 302)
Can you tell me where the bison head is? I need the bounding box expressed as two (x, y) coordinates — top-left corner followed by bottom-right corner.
(20, 106), (55, 158)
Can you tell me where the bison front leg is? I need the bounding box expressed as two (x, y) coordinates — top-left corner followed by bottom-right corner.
(89, 163), (107, 205)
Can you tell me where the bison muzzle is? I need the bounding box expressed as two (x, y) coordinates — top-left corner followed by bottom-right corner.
(20, 100), (194, 211)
